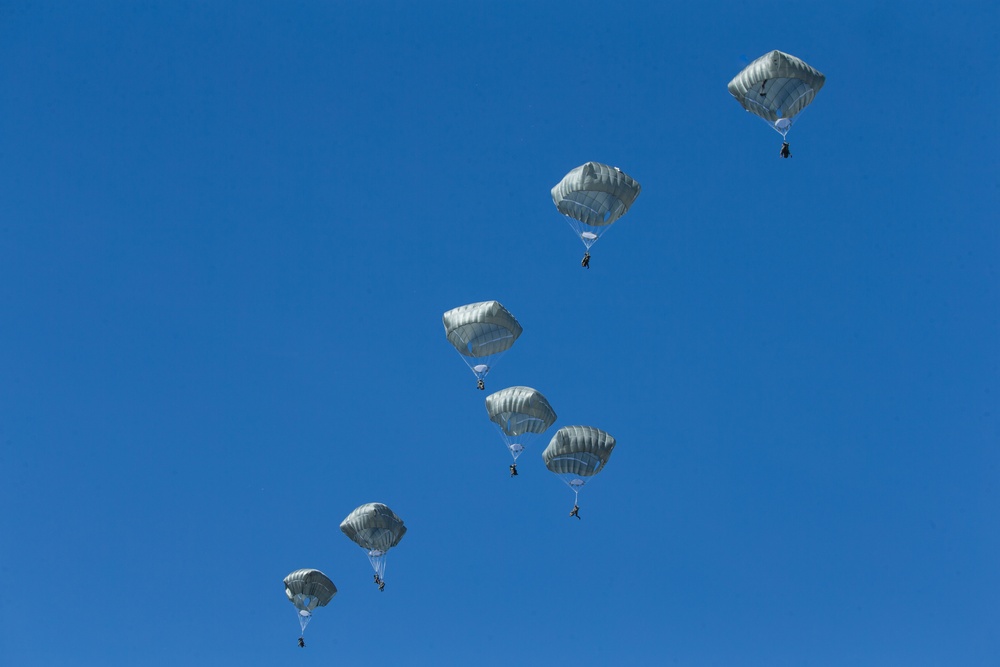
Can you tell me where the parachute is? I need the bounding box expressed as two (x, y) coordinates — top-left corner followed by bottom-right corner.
(542, 425), (616, 508)
(283, 568), (336, 640)
(485, 386), (557, 467)
(728, 50), (825, 146)
(443, 301), (522, 390)
(340, 503), (407, 588)
(551, 162), (641, 256)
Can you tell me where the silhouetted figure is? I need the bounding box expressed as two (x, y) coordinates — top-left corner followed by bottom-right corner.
(569, 504), (581, 519)
(581, 252), (591, 269)
(298, 637), (305, 648)
(509, 463), (518, 477)
(379, 580), (385, 592)
(780, 142), (791, 159)
(477, 378), (485, 390)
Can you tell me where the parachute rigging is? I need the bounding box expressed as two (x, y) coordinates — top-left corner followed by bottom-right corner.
(542, 425), (616, 511)
(728, 50), (825, 149)
(283, 569), (336, 642)
(551, 162), (641, 262)
(485, 386), (558, 469)
(340, 503), (407, 589)
(443, 301), (522, 390)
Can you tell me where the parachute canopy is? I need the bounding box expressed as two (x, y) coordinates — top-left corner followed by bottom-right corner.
(443, 301), (522, 387)
(728, 50), (825, 138)
(341, 502), (407, 552)
(284, 568), (336, 635)
(542, 425), (616, 503)
(551, 162), (641, 250)
(486, 386), (557, 462)
(487, 386), (557, 436)
(340, 503), (407, 583)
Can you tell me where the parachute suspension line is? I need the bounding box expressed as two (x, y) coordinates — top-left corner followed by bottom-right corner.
(560, 216), (601, 250)
(464, 357), (489, 380)
(297, 610), (313, 635)
(566, 218), (603, 250)
(367, 550), (388, 582)
(741, 87), (807, 134)
(561, 477), (586, 506)
(463, 346), (513, 387)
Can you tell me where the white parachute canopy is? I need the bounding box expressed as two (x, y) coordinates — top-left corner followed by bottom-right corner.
(442, 301), (522, 389)
(283, 569), (337, 636)
(728, 50), (825, 140)
(340, 503), (407, 585)
(485, 386), (557, 463)
(542, 425), (616, 506)
(551, 162), (641, 251)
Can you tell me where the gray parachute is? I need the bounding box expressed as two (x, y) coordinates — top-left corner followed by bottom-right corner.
(551, 162), (641, 251)
(485, 386), (557, 464)
(542, 425), (616, 507)
(443, 301), (522, 389)
(284, 568), (336, 636)
(728, 50), (825, 141)
(340, 503), (407, 586)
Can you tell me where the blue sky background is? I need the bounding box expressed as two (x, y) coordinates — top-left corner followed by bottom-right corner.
(2, 1), (998, 665)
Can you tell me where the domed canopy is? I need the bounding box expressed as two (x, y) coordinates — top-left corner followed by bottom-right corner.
(552, 162), (641, 229)
(443, 301), (522, 388)
(284, 569), (337, 611)
(340, 502), (407, 553)
(486, 386), (557, 437)
(542, 425), (616, 478)
(728, 50), (825, 134)
(341, 503), (407, 584)
(443, 301), (522, 358)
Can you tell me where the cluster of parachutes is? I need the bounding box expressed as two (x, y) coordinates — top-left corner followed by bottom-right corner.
(447, 52), (826, 272)
(443, 301), (618, 512)
(283, 502), (406, 646)
(547, 50), (824, 265)
(487, 386), (617, 506)
(436, 47), (824, 523)
(283, 48), (823, 649)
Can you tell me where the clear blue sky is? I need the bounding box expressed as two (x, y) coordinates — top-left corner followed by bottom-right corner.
(2, 1), (997, 665)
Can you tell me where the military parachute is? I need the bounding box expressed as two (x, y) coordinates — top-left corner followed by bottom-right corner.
(551, 162), (641, 266)
(542, 425), (616, 516)
(340, 503), (406, 590)
(485, 386), (557, 474)
(283, 568), (336, 646)
(443, 301), (522, 390)
(728, 50), (825, 154)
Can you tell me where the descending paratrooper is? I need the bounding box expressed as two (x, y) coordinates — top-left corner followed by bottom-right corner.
(340, 503), (407, 591)
(551, 162), (641, 267)
(485, 386), (557, 476)
(542, 425), (617, 519)
(728, 50), (825, 157)
(443, 301), (522, 391)
(283, 569), (337, 647)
